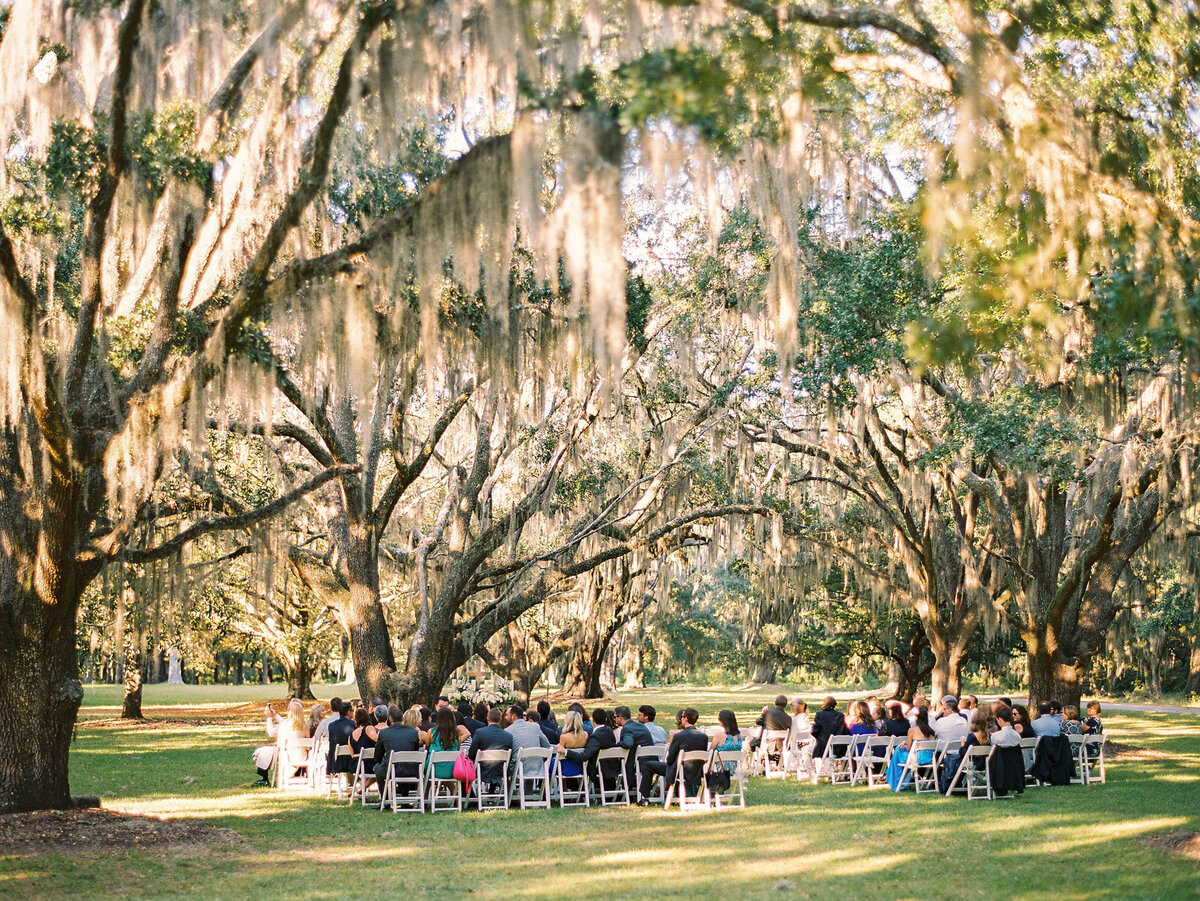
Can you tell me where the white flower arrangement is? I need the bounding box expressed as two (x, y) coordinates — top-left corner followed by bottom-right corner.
(445, 676), (520, 707)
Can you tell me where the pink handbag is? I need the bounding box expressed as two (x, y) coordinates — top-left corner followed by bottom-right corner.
(452, 751), (476, 783)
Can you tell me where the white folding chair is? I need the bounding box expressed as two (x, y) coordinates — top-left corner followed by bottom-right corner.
(426, 751), (463, 812)
(898, 739), (940, 794)
(555, 751), (590, 807)
(595, 748), (631, 806)
(758, 730), (791, 779)
(664, 750), (711, 812)
(1081, 735), (1107, 785)
(1066, 735), (1088, 785)
(276, 737), (315, 791)
(850, 735), (893, 788)
(325, 744), (353, 799)
(636, 744), (667, 804)
(945, 745), (995, 800)
(511, 747), (553, 809)
(1019, 736), (1042, 788)
(474, 750), (511, 810)
(819, 736), (854, 785)
(380, 751), (426, 812)
(708, 747), (746, 810)
(785, 729), (815, 781)
(350, 753), (380, 806)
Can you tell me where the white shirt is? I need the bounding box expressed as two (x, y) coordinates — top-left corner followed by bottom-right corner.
(991, 724), (1021, 748)
(791, 713), (812, 734)
(311, 713), (338, 745)
(932, 712), (969, 744)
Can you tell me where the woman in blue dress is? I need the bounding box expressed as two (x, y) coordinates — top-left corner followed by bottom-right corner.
(558, 709), (588, 778)
(710, 709), (744, 772)
(886, 706), (935, 790)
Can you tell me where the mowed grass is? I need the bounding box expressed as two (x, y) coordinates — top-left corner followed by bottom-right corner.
(2, 687), (1197, 900)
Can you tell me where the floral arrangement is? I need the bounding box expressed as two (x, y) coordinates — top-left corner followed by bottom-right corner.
(445, 676), (521, 707)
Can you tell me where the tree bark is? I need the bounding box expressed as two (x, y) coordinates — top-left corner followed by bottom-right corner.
(622, 620), (645, 690)
(749, 659), (778, 684)
(121, 640), (145, 719)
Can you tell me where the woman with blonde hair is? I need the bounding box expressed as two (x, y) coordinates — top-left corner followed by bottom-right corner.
(307, 703), (326, 736)
(557, 709), (588, 780)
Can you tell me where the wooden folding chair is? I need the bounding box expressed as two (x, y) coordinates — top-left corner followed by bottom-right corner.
(664, 750), (711, 812)
(426, 750), (463, 812)
(349, 753), (379, 806)
(1081, 735), (1107, 785)
(380, 750), (426, 812)
(325, 744), (353, 799)
(819, 736), (854, 785)
(707, 747), (746, 810)
(511, 747), (553, 809)
(474, 750), (511, 810)
(1066, 735), (1088, 785)
(945, 745), (995, 800)
(850, 735), (893, 788)
(1019, 736), (1042, 788)
(276, 737), (315, 791)
(636, 744), (667, 804)
(596, 747), (631, 806)
(555, 751), (589, 807)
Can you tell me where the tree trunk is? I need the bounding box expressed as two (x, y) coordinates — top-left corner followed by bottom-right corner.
(121, 640), (144, 719)
(622, 621), (645, 690)
(1187, 642), (1200, 696)
(286, 660), (317, 700)
(233, 653), (244, 685)
(344, 530), (398, 702)
(929, 642), (964, 702)
(749, 659), (777, 684)
(599, 644), (617, 694)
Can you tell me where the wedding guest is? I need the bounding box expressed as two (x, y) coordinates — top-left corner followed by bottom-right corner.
(932, 696), (969, 744)
(1031, 701), (1062, 737)
(326, 700), (356, 775)
(1061, 705), (1084, 735)
(791, 698), (811, 734)
(1083, 701), (1104, 735)
(505, 704), (550, 776)
(880, 703), (910, 737)
(427, 707), (469, 782)
(637, 708), (707, 805)
(469, 708), (515, 792)
(1011, 704), (1036, 738)
(812, 696), (847, 759)
(639, 705), (668, 744)
(885, 706), (935, 790)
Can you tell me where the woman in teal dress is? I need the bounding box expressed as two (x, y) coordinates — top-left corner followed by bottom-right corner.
(710, 709), (744, 773)
(886, 706), (935, 790)
(426, 707), (470, 779)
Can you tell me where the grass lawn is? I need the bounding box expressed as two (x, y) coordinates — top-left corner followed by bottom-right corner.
(2, 685), (1197, 900)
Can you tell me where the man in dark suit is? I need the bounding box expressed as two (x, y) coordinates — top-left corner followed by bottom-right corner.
(373, 705), (422, 800)
(459, 702), (486, 735)
(637, 707), (708, 805)
(614, 705), (653, 803)
(556, 707), (618, 791)
(468, 707), (514, 790)
(326, 699), (356, 774)
(536, 700), (560, 744)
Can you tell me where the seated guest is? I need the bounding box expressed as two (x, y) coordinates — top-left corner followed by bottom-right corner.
(907, 693), (929, 724)
(790, 698), (811, 733)
(557, 707), (618, 790)
(426, 707), (470, 782)
(536, 701), (560, 743)
(326, 700), (357, 775)
(1031, 701), (1062, 737)
(370, 703), (388, 728)
(932, 696), (969, 744)
(886, 706), (934, 790)
(373, 706), (422, 799)
(614, 706), (653, 797)
(568, 702), (593, 734)
(710, 709), (743, 773)
(468, 707), (515, 791)
(811, 696), (847, 759)
(436, 695), (451, 711)
(1083, 701), (1104, 735)
(990, 706), (1021, 747)
(419, 706), (434, 732)
(637, 707), (708, 805)
(349, 707), (378, 760)
(505, 705), (551, 777)
(1049, 699), (1064, 722)
(557, 709), (589, 783)
(959, 695), (978, 722)
(751, 695), (793, 751)
(941, 709), (990, 791)
(846, 700), (876, 754)
(865, 697), (884, 730)
(880, 703), (910, 737)
(1061, 705), (1084, 735)
(458, 702), (485, 735)
(307, 703), (326, 739)
(312, 698), (342, 747)
(639, 705), (668, 744)
(1011, 704), (1036, 738)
